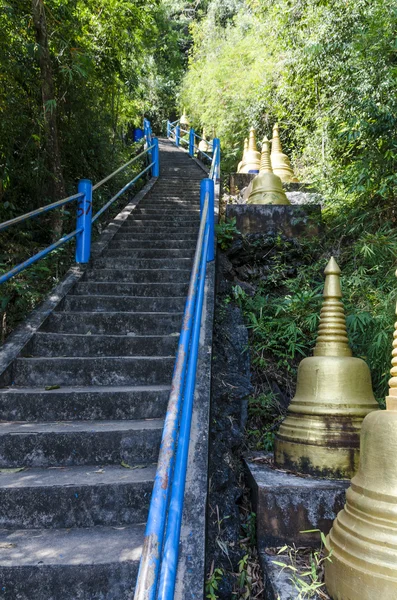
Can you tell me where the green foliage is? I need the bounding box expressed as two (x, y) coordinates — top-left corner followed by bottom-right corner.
(205, 565), (224, 600)
(273, 531), (332, 599)
(215, 217), (239, 250)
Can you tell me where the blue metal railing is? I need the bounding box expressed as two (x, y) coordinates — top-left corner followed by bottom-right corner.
(0, 121), (159, 285)
(134, 133), (220, 600)
(167, 119), (215, 163)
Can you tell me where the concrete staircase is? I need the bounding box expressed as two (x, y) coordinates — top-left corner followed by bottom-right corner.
(0, 139), (204, 599)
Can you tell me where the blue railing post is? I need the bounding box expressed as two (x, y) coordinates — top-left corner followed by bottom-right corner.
(189, 128), (195, 157)
(213, 138), (221, 181)
(200, 178), (215, 262)
(175, 125), (180, 147)
(75, 179), (93, 263)
(167, 120), (171, 138)
(152, 137), (160, 177)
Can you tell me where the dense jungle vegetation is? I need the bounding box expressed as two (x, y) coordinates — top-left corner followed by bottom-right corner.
(180, 0), (397, 404)
(1, 0), (397, 402)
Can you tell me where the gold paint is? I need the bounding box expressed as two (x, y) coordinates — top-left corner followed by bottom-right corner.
(247, 138), (290, 205)
(237, 138), (248, 173)
(180, 108), (189, 126)
(271, 123), (298, 183)
(198, 128), (209, 153)
(240, 128), (261, 173)
(324, 275), (397, 599)
(274, 257), (378, 478)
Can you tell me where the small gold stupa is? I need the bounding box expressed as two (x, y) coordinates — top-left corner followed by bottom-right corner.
(237, 138), (248, 173)
(271, 123), (298, 183)
(274, 257), (378, 479)
(325, 275), (397, 598)
(239, 128), (261, 173)
(247, 138), (290, 205)
(198, 128), (209, 153)
(180, 108), (189, 127)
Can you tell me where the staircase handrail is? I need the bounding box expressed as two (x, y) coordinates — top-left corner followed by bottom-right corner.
(0, 121), (159, 285)
(134, 133), (220, 600)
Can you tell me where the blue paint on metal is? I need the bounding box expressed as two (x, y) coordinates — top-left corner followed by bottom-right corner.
(0, 227), (83, 285)
(0, 192), (83, 233)
(75, 179), (93, 264)
(0, 126), (157, 285)
(152, 138), (160, 177)
(189, 128), (195, 157)
(200, 179), (215, 262)
(212, 138), (221, 181)
(167, 121), (171, 138)
(92, 160), (154, 223)
(156, 223), (210, 600)
(175, 125), (180, 147)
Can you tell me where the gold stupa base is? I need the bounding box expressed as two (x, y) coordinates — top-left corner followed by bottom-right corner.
(274, 355), (378, 479)
(325, 410), (397, 599)
(274, 428), (360, 479)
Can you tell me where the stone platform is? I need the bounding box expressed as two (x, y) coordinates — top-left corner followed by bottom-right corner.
(226, 204), (321, 237)
(245, 454), (348, 549)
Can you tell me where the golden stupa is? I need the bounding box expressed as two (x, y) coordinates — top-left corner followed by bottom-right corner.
(237, 138), (248, 173)
(198, 128), (209, 153)
(180, 108), (189, 127)
(271, 123), (298, 183)
(247, 138), (290, 205)
(239, 128), (261, 173)
(274, 257), (378, 479)
(325, 276), (397, 599)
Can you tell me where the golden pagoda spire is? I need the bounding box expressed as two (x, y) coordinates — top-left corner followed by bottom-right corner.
(240, 128), (261, 173)
(259, 137), (272, 173)
(271, 122), (283, 154)
(313, 257), (352, 358)
(271, 123), (298, 183)
(237, 138), (249, 173)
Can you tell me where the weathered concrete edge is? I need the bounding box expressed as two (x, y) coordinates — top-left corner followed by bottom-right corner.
(174, 259), (215, 600)
(174, 169), (218, 600)
(0, 176), (158, 385)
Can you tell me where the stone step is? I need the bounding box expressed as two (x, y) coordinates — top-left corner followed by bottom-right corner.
(84, 268), (191, 283)
(127, 215), (199, 224)
(73, 281), (189, 297)
(104, 248), (195, 258)
(93, 258), (193, 270)
(0, 419), (162, 467)
(119, 223), (198, 233)
(0, 385), (170, 421)
(133, 208), (200, 215)
(0, 523), (144, 599)
(59, 294), (186, 313)
(108, 240), (194, 250)
(112, 231), (197, 241)
(13, 356), (175, 387)
(26, 332), (179, 358)
(41, 311), (183, 334)
(0, 464), (155, 529)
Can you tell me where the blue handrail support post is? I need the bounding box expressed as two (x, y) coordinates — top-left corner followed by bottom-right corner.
(200, 178), (215, 261)
(167, 120), (171, 138)
(213, 138), (221, 181)
(152, 138), (160, 177)
(175, 125), (180, 147)
(75, 179), (93, 263)
(189, 128), (195, 157)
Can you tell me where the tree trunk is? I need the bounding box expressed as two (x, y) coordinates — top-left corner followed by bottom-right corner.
(31, 0), (65, 241)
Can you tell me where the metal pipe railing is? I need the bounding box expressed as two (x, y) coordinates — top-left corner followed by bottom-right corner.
(0, 120), (159, 285)
(134, 128), (219, 600)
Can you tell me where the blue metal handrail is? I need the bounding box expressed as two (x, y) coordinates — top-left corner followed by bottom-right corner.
(134, 131), (219, 600)
(0, 121), (159, 285)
